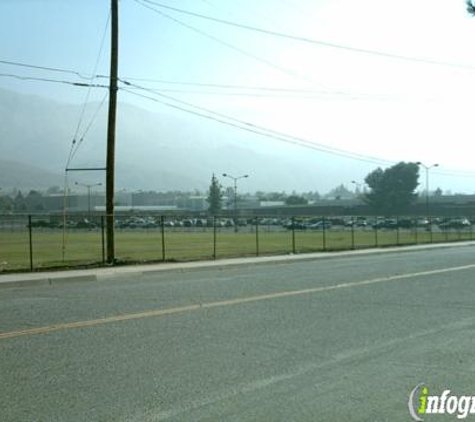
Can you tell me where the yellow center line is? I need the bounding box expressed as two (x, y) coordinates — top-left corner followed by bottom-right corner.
(1, 263), (475, 340)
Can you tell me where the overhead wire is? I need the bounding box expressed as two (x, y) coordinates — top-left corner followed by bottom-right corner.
(121, 84), (431, 101)
(0, 58), (334, 94)
(134, 0), (321, 86)
(138, 0), (475, 71)
(0, 72), (107, 87)
(67, 12), (111, 169)
(76, 91), (109, 143)
(3, 60), (474, 175)
(62, 11), (110, 260)
(0, 58), (459, 101)
(113, 77), (324, 93)
(120, 87), (342, 99)
(0, 59), (102, 79)
(120, 81), (475, 179)
(3, 70), (471, 178)
(119, 81), (394, 166)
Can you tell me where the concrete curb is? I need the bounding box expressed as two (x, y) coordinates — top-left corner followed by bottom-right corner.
(1, 241), (474, 288)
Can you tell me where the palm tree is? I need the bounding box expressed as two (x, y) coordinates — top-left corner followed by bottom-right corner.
(467, 0), (475, 16)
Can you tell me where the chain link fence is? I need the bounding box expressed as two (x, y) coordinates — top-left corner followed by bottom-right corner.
(0, 214), (473, 272)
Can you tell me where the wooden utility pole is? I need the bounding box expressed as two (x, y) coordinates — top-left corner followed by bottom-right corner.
(106, 0), (119, 263)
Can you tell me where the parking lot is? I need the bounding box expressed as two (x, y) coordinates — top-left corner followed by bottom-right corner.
(1, 213), (475, 272)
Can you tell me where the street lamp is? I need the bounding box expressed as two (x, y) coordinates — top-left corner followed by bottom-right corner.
(351, 180), (365, 195)
(416, 162), (439, 217)
(118, 188), (128, 207)
(222, 173), (249, 231)
(75, 181), (102, 215)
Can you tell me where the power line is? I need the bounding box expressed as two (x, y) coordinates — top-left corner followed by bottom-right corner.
(0, 57), (329, 93)
(121, 87), (345, 99)
(134, 0), (321, 86)
(120, 82), (393, 166)
(138, 0), (475, 71)
(0, 58), (448, 101)
(2, 71), (472, 178)
(0, 69), (352, 99)
(0, 57), (386, 99)
(0, 59), (103, 79)
(68, 12), (111, 169)
(122, 85), (434, 101)
(0, 72), (108, 88)
(120, 86), (475, 180)
(119, 77), (332, 93)
(68, 91), (109, 166)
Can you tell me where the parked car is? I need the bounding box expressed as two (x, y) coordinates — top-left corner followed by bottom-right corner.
(372, 219), (398, 230)
(283, 220), (307, 230)
(415, 218), (430, 228)
(307, 220), (332, 230)
(397, 218), (414, 229)
(328, 217), (346, 226)
(344, 218), (367, 227)
(438, 219), (471, 229)
(75, 218), (97, 229)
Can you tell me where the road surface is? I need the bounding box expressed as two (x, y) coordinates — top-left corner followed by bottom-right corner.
(1, 245), (475, 421)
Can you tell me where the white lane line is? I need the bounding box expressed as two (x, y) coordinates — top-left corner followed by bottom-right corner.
(1, 263), (475, 340)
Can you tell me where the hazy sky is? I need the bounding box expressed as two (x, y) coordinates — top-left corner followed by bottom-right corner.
(1, 0), (475, 192)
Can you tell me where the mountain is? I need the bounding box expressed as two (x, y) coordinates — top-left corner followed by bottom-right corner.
(0, 159), (63, 191)
(0, 88), (371, 192)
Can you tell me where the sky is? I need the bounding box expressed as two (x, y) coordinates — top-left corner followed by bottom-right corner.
(1, 0), (475, 193)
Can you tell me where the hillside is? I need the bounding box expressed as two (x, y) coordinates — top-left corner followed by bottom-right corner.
(0, 88), (369, 192)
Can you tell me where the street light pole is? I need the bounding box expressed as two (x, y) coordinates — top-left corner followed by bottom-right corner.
(222, 173), (249, 232)
(75, 182), (102, 216)
(351, 180), (365, 195)
(416, 162), (439, 217)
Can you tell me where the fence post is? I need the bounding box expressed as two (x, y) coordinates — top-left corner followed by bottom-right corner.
(322, 216), (327, 251)
(429, 216), (434, 243)
(414, 218), (418, 245)
(396, 217), (400, 246)
(213, 216), (217, 260)
(374, 223), (378, 247)
(291, 217), (296, 254)
(28, 215), (33, 271)
(161, 216), (166, 261)
(350, 218), (355, 250)
(101, 216), (106, 264)
(255, 217), (259, 257)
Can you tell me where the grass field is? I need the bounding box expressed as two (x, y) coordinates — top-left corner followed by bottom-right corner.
(0, 226), (473, 272)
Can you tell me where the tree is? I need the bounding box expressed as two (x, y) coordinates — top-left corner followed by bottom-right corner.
(325, 184), (353, 200)
(467, 0), (475, 16)
(46, 186), (61, 195)
(26, 190), (44, 212)
(0, 195), (13, 212)
(207, 174), (223, 215)
(14, 191), (27, 212)
(285, 195), (308, 206)
(363, 162), (420, 212)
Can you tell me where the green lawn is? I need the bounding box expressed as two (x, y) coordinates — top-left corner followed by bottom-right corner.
(0, 227), (473, 272)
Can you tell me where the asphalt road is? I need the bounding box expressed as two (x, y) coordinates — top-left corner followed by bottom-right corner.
(1, 246), (475, 421)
